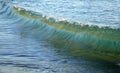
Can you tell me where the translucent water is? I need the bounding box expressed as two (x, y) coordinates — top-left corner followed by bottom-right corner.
(0, 0), (120, 73)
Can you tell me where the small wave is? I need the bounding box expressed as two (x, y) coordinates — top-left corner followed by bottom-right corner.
(12, 6), (120, 63)
(13, 6), (120, 41)
(0, 1), (120, 63)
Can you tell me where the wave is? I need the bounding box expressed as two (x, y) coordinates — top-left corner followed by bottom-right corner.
(0, 1), (120, 63)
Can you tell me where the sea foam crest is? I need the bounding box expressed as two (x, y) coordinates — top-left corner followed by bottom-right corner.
(13, 5), (120, 30)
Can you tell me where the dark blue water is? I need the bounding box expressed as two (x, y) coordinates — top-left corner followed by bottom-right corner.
(0, 0), (120, 73)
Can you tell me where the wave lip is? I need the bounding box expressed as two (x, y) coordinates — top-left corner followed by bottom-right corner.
(13, 6), (120, 40)
(12, 6), (120, 63)
(0, 0), (119, 63)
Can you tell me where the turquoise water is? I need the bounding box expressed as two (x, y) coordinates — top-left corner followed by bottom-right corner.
(0, 0), (120, 73)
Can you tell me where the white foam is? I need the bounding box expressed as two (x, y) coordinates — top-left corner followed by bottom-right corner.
(18, 7), (21, 11)
(46, 16), (50, 20)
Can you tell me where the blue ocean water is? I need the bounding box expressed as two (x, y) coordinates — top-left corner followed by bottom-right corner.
(12, 0), (120, 28)
(0, 0), (120, 73)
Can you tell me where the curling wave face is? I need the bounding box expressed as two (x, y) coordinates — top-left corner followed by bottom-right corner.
(0, 0), (120, 63)
(0, 0), (120, 73)
(12, 5), (120, 63)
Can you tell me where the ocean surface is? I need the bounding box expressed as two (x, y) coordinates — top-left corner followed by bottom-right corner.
(0, 0), (120, 73)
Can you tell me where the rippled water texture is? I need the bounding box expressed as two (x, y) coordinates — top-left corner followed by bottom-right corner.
(0, 0), (120, 73)
(13, 0), (120, 28)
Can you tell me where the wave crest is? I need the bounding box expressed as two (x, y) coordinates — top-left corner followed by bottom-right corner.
(0, 1), (120, 63)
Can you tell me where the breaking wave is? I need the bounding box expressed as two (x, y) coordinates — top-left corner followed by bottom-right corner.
(0, 1), (120, 63)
